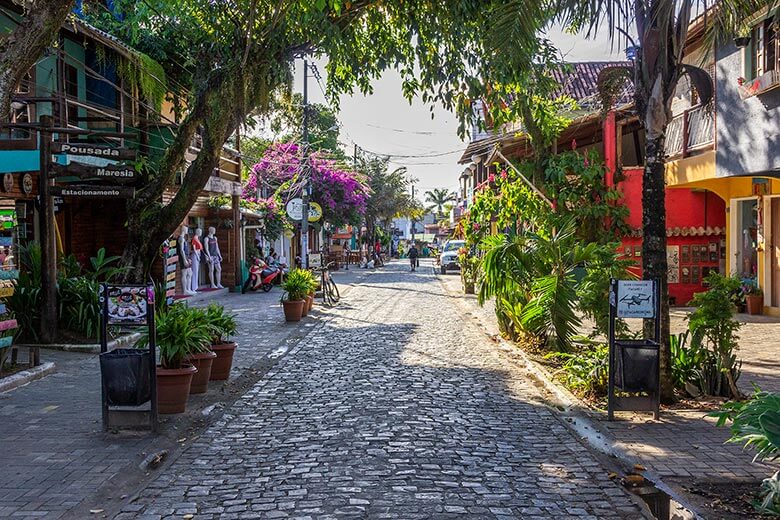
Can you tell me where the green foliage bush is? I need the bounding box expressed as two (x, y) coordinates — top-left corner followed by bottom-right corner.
(546, 339), (608, 398)
(711, 388), (780, 515)
(139, 304), (212, 369)
(205, 303), (238, 343)
(688, 273), (743, 398)
(282, 269), (311, 302)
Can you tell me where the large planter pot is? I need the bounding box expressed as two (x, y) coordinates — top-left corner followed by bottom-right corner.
(463, 282), (475, 295)
(156, 364), (197, 414)
(210, 342), (237, 381)
(746, 294), (763, 315)
(301, 297), (309, 317)
(185, 350), (217, 394)
(306, 294), (314, 313)
(283, 299), (305, 322)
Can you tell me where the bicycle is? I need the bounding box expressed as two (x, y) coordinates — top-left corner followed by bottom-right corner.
(315, 261), (340, 306)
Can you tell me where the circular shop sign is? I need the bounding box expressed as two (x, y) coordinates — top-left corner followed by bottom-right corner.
(21, 173), (33, 195)
(2, 173), (12, 192)
(308, 202), (322, 222)
(285, 198), (304, 221)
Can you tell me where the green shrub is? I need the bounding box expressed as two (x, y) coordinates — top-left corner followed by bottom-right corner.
(282, 269), (311, 301)
(546, 339), (608, 398)
(576, 245), (635, 338)
(138, 305), (212, 369)
(205, 303), (238, 343)
(711, 388), (780, 515)
(688, 273), (743, 398)
(58, 277), (101, 339)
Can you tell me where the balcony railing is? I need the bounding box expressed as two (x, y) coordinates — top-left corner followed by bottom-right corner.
(665, 104), (714, 158)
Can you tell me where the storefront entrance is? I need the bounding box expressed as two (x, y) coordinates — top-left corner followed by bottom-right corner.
(733, 198), (758, 282)
(772, 198), (780, 307)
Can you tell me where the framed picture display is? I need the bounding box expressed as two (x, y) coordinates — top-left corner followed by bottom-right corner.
(681, 245), (690, 263)
(682, 266), (691, 284)
(692, 266), (701, 284)
(692, 245), (701, 263)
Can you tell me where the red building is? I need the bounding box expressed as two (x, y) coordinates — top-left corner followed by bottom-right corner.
(458, 62), (724, 306)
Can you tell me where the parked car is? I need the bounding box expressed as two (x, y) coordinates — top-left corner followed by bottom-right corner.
(439, 240), (465, 274)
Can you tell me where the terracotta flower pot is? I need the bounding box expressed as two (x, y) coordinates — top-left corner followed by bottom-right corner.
(156, 364), (197, 414)
(306, 294), (314, 313)
(301, 297), (309, 317)
(463, 282), (475, 294)
(746, 294), (763, 315)
(283, 299), (305, 322)
(185, 350), (217, 394)
(210, 342), (237, 381)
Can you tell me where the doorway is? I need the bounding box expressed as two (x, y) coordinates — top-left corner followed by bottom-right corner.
(772, 198), (780, 306)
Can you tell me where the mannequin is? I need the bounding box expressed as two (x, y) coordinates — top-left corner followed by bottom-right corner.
(178, 226), (196, 295)
(190, 228), (203, 292)
(204, 226), (224, 289)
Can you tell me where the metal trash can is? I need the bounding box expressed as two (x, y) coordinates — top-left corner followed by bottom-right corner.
(99, 348), (152, 407)
(614, 339), (659, 392)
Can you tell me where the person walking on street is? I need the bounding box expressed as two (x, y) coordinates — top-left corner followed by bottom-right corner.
(408, 242), (419, 272)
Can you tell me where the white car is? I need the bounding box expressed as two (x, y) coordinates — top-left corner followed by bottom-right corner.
(439, 240), (465, 274)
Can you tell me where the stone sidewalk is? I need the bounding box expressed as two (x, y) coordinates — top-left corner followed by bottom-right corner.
(0, 267), (371, 520)
(120, 260), (646, 519)
(437, 272), (780, 517)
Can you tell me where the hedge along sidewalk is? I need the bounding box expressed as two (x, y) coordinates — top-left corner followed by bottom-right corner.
(435, 273), (780, 513)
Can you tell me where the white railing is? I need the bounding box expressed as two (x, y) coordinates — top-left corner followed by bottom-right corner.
(665, 104), (714, 158)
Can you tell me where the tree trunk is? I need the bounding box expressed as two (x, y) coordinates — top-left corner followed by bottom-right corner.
(0, 1), (74, 120)
(642, 133), (675, 403)
(119, 71), (241, 282)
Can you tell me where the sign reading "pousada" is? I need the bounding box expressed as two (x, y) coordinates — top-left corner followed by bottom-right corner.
(52, 143), (138, 161)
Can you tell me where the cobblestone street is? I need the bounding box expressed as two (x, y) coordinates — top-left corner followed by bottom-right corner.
(122, 261), (644, 519)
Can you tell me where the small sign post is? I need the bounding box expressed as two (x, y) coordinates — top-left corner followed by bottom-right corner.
(608, 279), (661, 420)
(99, 284), (158, 432)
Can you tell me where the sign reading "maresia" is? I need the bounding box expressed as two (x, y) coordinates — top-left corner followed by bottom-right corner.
(52, 142), (138, 161)
(51, 162), (136, 181)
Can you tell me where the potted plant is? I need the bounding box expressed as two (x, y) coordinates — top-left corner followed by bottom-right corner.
(182, 306), (218, 393)
(743, 281), (764, 315)
(139, 304), (212, 413)
(281, 269), (309, 322)
(205, 303), (238, 381)
(303, 269), (318, 313)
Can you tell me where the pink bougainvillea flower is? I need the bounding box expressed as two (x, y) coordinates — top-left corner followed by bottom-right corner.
(488, 173), (495, 183)
(571, 139), (577, 150)
(500, 169), (508, 179)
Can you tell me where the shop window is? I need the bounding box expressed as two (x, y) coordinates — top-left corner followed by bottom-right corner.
(0, 71), (35, 149)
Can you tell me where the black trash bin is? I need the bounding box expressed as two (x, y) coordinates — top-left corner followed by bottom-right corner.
(614, 340), (659, 392)
(99, 349), (152, 406)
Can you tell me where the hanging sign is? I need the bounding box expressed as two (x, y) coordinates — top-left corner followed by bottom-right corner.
(286, 198), (323, 222)
(53, 142), (137, 161)
(286, 198), (304, 220)
(51, 162), (136, 181)
(51, 185), (135, 198)
(615, 280), (656, 318)
(308, 202), (323, 222)
(308, 252), (322, 268)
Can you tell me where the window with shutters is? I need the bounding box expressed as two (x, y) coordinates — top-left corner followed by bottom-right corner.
(751, 16), (779, 78)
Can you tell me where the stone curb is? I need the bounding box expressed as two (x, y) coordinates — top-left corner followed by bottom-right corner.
(0, 362), (56, 394)
(20, 332), (143, 354)
(436, 271), (705, 520)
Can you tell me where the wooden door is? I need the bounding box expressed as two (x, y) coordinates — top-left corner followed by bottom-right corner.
(772, 199), (780, 306)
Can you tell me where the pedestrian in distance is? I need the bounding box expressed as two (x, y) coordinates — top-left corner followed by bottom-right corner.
(408, 242), (419, 272)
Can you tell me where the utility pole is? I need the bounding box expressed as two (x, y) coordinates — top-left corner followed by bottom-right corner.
(39, 115), (57, 343)
(300, 59), (310, 268)
(410, 181), (416, 244)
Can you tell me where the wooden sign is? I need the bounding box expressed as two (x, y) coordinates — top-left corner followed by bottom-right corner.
(51, 185), (135, 198)
(51, 162), (136, 181)
(53, 142), (137, 161)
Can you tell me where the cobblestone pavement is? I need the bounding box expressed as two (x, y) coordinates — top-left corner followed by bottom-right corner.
(436, 272), (780, 500)
(0, 274), (376, 520)
(122, 260), (645, 519)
